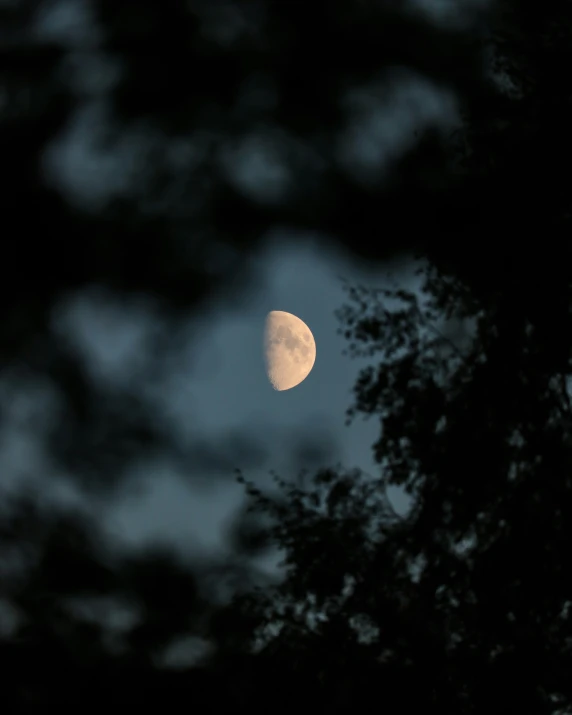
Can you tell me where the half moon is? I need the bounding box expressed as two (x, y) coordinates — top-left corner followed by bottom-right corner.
(264, 311), (316, 391)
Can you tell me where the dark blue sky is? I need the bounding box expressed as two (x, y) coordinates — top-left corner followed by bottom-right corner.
(53, 236), (417, 562)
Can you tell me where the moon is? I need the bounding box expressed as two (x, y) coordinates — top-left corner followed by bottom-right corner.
(264, 311), (316, 391)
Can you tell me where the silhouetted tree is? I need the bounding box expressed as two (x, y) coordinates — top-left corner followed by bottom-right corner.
(225, 2), (572, 708)
(232, 255), (572, 713)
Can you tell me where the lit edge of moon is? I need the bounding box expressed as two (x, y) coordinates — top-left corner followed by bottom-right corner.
(264, 310), (316, 391)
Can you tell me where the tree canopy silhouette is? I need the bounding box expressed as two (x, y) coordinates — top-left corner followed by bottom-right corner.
(233, 255), (572, 712)
(224, 1), (572, 711)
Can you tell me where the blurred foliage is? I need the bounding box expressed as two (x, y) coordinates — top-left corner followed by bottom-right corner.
(0, 0), (490, 485)
(2, 0), (572, 710)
